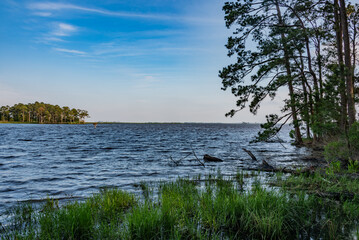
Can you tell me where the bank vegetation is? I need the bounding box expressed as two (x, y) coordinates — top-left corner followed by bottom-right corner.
(0, 102), (89, 124)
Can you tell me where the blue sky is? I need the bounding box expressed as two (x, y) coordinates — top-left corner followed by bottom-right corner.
(0, 0), (284, 122)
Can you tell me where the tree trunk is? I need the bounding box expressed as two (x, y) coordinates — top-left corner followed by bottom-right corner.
(316, 38), (324, 99)
(275, 0), (303, 144)
(287, 6), (320, 139)
(334, 0), (348, 131)
(298, 52), (311, 139)
(305, 35), (320, 104)
(351, 12), (357, 89)
(339, 0), (356, 126)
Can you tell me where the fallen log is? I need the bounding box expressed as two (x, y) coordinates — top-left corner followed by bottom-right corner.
(203, 154), (223, 162)
(242, 166), (316, 174)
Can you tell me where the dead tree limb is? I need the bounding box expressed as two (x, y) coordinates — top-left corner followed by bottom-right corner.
(242, 148), (257, 161)
(275, 134), (287, 149)
(192, 150), (205, 167)
(168, 156), (180, 166)
(168, 153), (192, 166)
(242, 148), (275, 170)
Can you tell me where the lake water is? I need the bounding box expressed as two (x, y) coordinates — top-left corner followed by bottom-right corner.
(0, 123), (315, 217)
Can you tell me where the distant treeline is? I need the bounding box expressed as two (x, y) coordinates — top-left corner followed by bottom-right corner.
(0, 102), (89, 124)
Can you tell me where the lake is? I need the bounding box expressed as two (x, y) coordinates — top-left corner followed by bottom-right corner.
(0, 123), (314, 216)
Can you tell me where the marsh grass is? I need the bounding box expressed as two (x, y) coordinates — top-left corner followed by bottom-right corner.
(275, 170), (359, 197)
(2, 172), (359, 239)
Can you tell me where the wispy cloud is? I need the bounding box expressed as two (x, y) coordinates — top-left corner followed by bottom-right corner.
(51, 23), (77, 36)
(27, 2), (221, 24)
(32, 11), (52, 17)
(91, 40), (207, 59)
(43, 36), (64, 42)
(53, 48), (86, 55)
(33, 23), (75, 44)
(28, 2), (173, 20)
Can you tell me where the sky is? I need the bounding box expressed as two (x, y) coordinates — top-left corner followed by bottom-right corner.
(0, 0), (286, 123)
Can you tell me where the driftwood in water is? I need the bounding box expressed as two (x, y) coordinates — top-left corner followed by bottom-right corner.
(193, 150), (205, 167)
(168, 151), (205, 167)
(203, 154), (223, 162)
(168, 153), (193, 166)
(242, 148), (275, 170)
(242, 148), (257, 161)
(169, 156), (181, 166)
(242, 166), (316, 175)
(262, 160), (275, 170)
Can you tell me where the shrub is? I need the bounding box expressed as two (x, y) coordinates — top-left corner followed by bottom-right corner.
(323, 121), (359, 165)
(326, 160), (341, 175)
(348, 158), (359, 173)
(324, 140), (350, 163)
(348, 122), (359, 152)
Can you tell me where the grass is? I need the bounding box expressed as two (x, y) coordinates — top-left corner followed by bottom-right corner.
(275, 171), (359, 194)
(2, 172), (359, 239)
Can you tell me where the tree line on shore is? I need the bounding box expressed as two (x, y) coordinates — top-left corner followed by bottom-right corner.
(220, 0), (359, 145)
(0, 102), (89, 124)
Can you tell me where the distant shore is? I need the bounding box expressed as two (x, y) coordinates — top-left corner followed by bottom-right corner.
(0, 121), (87, 124)
(0, 121), (258, 125)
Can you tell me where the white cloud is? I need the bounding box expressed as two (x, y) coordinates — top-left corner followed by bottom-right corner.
(52, 23), (77, 36)
(53, 48), (86, 55)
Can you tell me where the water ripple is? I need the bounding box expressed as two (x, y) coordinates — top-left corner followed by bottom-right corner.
(0, 123), (315, 216)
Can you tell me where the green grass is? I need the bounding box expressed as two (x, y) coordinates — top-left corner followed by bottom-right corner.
(2, 172), (359, 239)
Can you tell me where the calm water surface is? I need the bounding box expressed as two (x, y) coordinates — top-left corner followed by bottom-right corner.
(0, 123), (314, 216)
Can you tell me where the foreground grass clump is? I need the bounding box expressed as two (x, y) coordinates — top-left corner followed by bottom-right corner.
(2, 173), (359, 239)
(274, 170), (359, 238)
(2, 189), (136, 239)
(276, 170), (359, 195)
